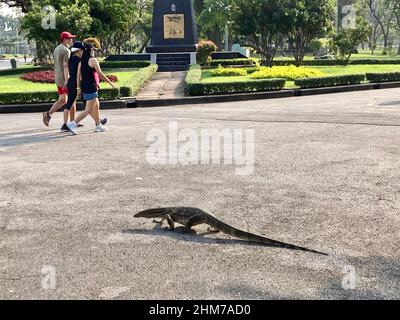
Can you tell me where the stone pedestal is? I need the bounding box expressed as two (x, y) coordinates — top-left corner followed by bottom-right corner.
(146, 0), (198, 71)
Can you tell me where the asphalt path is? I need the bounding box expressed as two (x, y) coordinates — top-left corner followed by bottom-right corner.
(0, 88), (399, 299)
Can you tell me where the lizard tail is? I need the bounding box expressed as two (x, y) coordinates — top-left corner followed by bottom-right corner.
(207, 218), (327, 256)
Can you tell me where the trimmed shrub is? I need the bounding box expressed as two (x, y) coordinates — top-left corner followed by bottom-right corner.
(98, 88), (120, 101)
(100, 60), (151, 69)
(197, 40), (217, 65)
(209, 66), (248, 77)
(246, 66), (262, 74)
(366, 72), (400, 83)
(271, 59), (400, 66)
(185, 65), (285, 96)
(350, 59), (400, 65)
(0, 91), (59, 104)
(119, 64), (158, 97)
(250, 66), (324, 81)
(210, 58), (256, 67)
(0, 88), (120, 105)
(0, 87), (120, 105)
(294, 74), (366, 88)
(0, 66), (52, 76)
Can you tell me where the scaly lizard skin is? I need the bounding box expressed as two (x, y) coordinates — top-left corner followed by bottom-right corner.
(134, 207), (327, 255)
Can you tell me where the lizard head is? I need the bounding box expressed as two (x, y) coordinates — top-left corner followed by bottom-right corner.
(134, 208), (174, 218)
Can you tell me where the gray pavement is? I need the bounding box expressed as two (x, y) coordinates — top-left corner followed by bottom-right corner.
(0, 58), (33, 70)
(0, 89), (399, 299)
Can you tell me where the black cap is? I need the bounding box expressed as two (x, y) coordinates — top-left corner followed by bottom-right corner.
(71, 41), (85, 52)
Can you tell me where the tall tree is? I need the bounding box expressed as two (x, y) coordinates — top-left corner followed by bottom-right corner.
(21, 0), (92, 63)
(283, 0), (335, 66)
(364, 0), (395, 55)
(229, 0), (288, 64)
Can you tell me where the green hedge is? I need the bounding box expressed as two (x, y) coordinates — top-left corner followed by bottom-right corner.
(0, 88), (120, 105)
(271, 59), (400, 66)
(119, 64), (158, 97)
(185, 65), (285, 96)
(0, 66), (52, 76)
(210, 58), (256, 67)
(350, 59), (400, 65)
(0, 91), (58, 104)
(366, 72), (400, 83)
(100, 60), (151, 69)
(272, 60), (346, 66)
(294, 74), (366, 89)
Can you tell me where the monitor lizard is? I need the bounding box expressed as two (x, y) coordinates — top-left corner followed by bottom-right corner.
(134, 207), (327, 255)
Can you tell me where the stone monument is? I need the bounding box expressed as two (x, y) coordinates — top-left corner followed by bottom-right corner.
(146, 0), (198, 71)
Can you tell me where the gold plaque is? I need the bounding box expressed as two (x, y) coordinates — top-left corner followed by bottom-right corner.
(164, 14), (185, 39)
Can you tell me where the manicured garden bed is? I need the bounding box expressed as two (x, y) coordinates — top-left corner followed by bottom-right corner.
(0, 64), (157, 104)
(185, 63), (400, 95)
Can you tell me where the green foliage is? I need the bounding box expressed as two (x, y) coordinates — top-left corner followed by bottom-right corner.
(197, 40), (217, 66)
(250, 66), (325, 81)
(309, 38), (330, 56)
(20, 0), (153, 60)
(185, 65), (285, 96)
(210, 59), (255, 67)
(0, 91), (59, 104)
(0, 87), (120, 105)
(209, 66), (248, 77)
(271, 59), (400, 66)
(21, 0), (93, 62)
(294, 74), (366, 88)
(366, 72), (400, 83)
(85, 0), (153, 55)
(229, 0), (287, 62)
(119, 64), (158, 97)
(331, 18), (372, 63)
(198, 0), (232, 34)
(283, 0), (335, 65)
(100, 61), (151, 69)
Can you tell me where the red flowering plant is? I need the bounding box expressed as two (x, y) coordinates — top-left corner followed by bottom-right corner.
(197, 40), (217, 66)
(21, 70), (118, 84)
(21, 70), (55, 83)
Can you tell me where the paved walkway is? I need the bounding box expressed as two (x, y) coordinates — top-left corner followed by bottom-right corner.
(0, 58), (33, 70)
(1, 88), (400, 299)
(136, 71), (186, 100)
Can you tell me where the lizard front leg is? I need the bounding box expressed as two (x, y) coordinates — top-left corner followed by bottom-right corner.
(153, 214), (176, 231)
(166, 214), (175, 231)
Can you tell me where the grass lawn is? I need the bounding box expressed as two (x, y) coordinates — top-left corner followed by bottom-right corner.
(201, 64), (400, 89)
(0, 69), (139, 93)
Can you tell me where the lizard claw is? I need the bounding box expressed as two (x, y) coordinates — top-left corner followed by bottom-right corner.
(207, 227), (220, 234)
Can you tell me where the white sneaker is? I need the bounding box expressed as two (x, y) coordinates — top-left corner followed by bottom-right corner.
(66, 121), (78, 135)
(95, 124), (108, 132)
